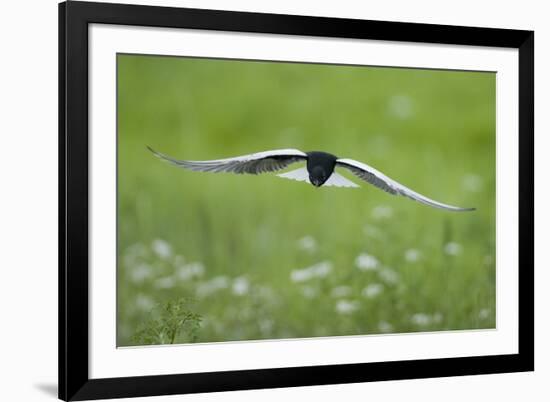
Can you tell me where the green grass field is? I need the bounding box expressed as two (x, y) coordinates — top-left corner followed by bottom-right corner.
(117, 54), (496, 346)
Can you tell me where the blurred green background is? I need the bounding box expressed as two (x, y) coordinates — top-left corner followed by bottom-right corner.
(117, 54), (496, 346)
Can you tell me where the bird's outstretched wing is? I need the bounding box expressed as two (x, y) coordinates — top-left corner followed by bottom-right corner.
(336, 158), (475, 211)
(148, 147), (307, 175)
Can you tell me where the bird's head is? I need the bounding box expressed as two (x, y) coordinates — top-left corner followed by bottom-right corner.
(309, 167), (328, 187)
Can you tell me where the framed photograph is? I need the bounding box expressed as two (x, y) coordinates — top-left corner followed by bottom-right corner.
(59, 1), (534, 400)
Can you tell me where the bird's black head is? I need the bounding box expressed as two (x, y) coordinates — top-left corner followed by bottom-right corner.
(309, 166), (328, 187)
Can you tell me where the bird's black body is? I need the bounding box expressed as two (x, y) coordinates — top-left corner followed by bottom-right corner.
(306, 151), (338, 187)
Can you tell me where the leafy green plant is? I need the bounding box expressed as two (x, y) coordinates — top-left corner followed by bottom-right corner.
(132, 298), (202, 345)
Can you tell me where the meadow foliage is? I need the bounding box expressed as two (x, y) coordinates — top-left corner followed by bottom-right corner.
(117, 55), (496, 346)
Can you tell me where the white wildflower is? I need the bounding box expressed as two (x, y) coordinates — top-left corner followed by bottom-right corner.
(378, 321), (393, 333)
(411, 313), (432, 326)
(404, 248), (422, 262)
(232, 276), (250, 296)
(331, 286), (352, 298)
(196, 276), (229, 297)
(479, 308), (491, 320)
(388, 94), (413, 120)
(335, 300), (359, 315)
(135, 294), (154, 312)
(290, 261), (332, 283)
(130, 263), (152, 283)
(372, 205), (393, 220)
(176, 262), (205, 281)
(297, 235), (317, 253)
(209, 276), (229, 288)
(379, 267), (399, 284)
(355, 253), (380, 271)
(312, 261), (332, 277)
(259, 319), (274, 335)
(462, 174), (483, 192)
(362, 283), (384, 298)
(444, 242), (462, 256)
(152, 239), (172, 259)
(291, 268), (313, 283)
(154, 276), (175, 289)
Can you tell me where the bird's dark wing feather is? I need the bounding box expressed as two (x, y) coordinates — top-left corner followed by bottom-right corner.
(336, 158), (475, 212)
(148, 147), (307, 175)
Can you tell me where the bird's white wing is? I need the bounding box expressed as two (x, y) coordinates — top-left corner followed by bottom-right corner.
(323, 172), (359, 188)
(278, 169), (359, 188)
(148, 147), (307, 175)
(336, 158), (474, 211)
(277, 167), (310, 183)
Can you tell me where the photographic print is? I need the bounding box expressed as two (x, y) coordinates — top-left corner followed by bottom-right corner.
(60, 3), (533, 399)
(116, 54), (496, 347)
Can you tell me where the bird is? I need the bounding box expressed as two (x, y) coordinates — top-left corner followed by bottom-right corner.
(147, 146), (475, 212)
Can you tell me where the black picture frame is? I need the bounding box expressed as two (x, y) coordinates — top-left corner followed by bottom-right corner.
(59, 1), (534, 400)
